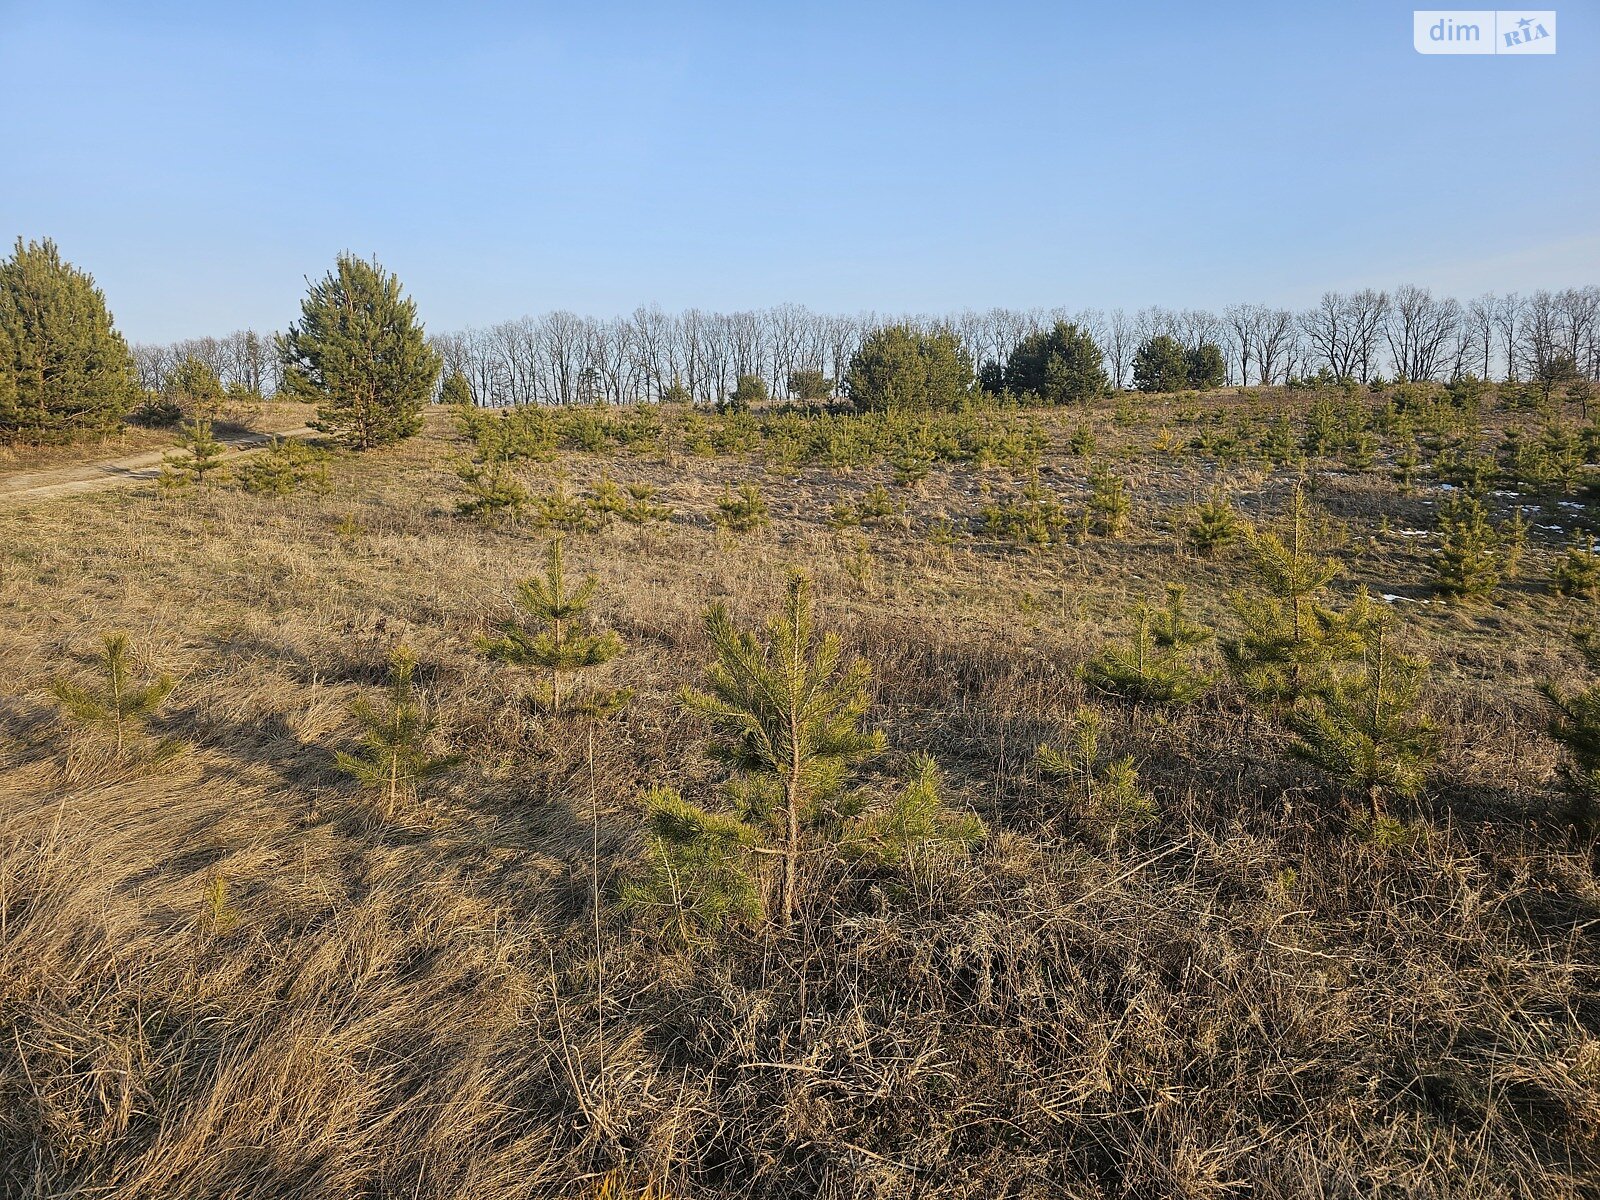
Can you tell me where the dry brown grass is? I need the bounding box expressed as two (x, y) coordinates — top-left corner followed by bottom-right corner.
(2, 393), (1598, 1197)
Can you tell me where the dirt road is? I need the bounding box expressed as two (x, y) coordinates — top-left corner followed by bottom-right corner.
(0, 427), (316, 507)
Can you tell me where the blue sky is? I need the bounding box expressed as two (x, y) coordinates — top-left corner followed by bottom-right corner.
(3, 0), (1596, 342)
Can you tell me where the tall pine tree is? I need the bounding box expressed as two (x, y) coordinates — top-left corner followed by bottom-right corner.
(277, 253), (440, 450)
(0, 238), (138, 443)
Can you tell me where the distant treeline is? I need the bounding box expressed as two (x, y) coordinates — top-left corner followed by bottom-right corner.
(134, 287), (1600, 407)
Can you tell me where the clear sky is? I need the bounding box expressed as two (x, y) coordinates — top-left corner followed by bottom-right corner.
(3, 0), (1596, 342)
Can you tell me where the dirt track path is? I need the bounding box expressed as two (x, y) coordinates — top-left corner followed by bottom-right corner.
(0, 427), (316, 507)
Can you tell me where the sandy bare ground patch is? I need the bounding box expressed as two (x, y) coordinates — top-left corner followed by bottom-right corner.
(0, 425), (316, 506)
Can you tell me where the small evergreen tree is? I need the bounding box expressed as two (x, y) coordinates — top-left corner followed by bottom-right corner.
(455, 459), (531, 524)
(1003, 322), (1108, 403)
(1087, 463), (1130, 536)
(1186, 490), (1239, 555)
(165, 355), (225, 420)
(1220, 486), (1377, 705)
(236, 437), (329, 496)
(478, 538), (631, 718)
(845, 325), (973, 413)
(681, 572), (887, 925)
(712, 482), (770, 534)
(51, 632), (178, 760)
(980, 474), (1067, 549)
(439, 370), (473, 408)
(722, 373), (769, 413)
(839, 754), (987, 873)
(277, 253), (441, 450)
(1554, 534), (1600, 602)
(159, 416), (227, 489)
(1185, 342), (1227, 390)
(0, 238), (138, 442)
(1430, 494), (1512, 600)
(1083, 584), (1215, 706)
(1035, 707), (1155, 829)
(1541, 632), (1600, 837)
(787, 368), (833, 401)
(1286, 618), (1436, 820)
(333, 646), (458, 818)
(621, 785), (764, 943)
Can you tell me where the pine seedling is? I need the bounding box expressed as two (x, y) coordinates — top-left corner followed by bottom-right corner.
(1241, 485), (1339, 626)
(1083, 585), (1215, 707)
(238, 437), (329, 496)
(712, 482), (770, 534)
(681, 571), (886, 925)
(159, 416), (227, 490)
(1430, 494), (1511, 600)
(1035, 706), (1154, 828)
(478, 538), (631, 718)
(51, 632), (179, 761)
(1393, 439), (1421, 492)
(531, 478), (598, 533)
(1087, 462), (1130, 536)
(1541, 631), (1600, 837)
(1186, 490), (1240, 555)
(586, 476), (629, 528)
(839, 754), (987, 872)
(620, 481), (673, 525)
(1554, 534), (1600, 601)
(926, 516), (959, 559)
(1286, 618), (1436, 821)
(620, 785), (763, 944)
(201, 874), (240, 935)
(980, 474), (1067, 549)
(455, 458), (530, 523)
(1220, 486), (1373, 706)
(333, 646), (458, 819)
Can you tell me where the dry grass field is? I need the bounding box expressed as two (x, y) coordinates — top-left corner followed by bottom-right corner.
(2, 387), (1598, 1198)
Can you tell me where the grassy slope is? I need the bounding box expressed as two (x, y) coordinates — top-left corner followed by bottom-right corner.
(1, 392), (1597, 1199)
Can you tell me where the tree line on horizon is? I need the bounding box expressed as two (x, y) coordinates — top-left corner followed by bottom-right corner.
(3, 234), (1599, 446)
(144, 288), (1600, 409)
